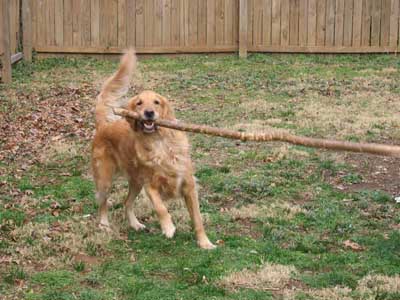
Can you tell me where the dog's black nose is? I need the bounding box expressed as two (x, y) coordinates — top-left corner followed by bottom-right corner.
(144, 110), (155, 119)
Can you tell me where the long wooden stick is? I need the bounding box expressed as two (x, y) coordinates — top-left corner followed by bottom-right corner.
(113, 108), (400, 158)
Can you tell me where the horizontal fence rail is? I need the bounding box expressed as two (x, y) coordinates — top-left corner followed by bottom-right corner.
(28, 0), (400, 54)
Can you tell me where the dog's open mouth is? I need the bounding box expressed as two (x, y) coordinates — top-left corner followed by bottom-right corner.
(141, 120), (156, 133)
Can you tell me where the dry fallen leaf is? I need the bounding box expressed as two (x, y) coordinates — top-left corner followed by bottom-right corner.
(343, 240), (364, 251)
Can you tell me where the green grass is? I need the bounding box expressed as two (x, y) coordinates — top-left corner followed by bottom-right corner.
(1, 53), (399, 300)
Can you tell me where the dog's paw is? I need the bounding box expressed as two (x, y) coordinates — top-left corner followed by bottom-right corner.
(162, 223), (176, 239)
(98, 222), (112, 233)
(131, 222), (146, 232)
(198, 239), (217, 250)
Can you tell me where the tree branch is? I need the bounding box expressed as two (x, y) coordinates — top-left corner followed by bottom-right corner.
(113, 108), (400, 158)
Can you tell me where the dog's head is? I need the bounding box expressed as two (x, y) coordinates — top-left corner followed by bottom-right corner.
(127, 90), (175, 134)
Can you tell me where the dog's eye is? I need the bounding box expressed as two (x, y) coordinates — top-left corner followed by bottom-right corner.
(136, 100), (142, 106)
(154, 100), (160, 105)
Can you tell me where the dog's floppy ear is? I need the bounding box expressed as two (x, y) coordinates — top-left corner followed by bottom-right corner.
(160, 96), (175, 120)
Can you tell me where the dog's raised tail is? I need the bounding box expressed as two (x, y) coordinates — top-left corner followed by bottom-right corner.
(95, 49), (137, 128)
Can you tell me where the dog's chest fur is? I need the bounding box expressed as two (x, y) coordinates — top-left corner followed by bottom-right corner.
(132, 130), (191, 196)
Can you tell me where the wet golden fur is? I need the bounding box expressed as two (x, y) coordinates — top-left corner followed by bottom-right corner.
(92, 50), (215, 249)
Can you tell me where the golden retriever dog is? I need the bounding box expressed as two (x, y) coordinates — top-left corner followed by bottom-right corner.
(92, 50), (215, 249)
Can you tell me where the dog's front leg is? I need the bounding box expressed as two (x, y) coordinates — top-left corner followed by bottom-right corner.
(145, 185), (176, 238)
(182, 177), (216, 250)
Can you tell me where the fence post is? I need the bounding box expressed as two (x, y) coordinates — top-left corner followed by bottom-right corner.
(1, 0), (12, 83)
(239, 0), (248, 58)
(22, 0), (32, 62)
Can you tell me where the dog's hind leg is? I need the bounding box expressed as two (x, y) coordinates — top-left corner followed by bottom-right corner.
(92, 154), (116, 230)
(145, 185), (176, 238)
(125, 183), (146, 231)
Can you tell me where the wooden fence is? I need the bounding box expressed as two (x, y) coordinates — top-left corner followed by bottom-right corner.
(31, 0), (400, 55)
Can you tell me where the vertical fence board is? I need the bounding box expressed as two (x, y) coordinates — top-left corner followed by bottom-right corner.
(91, 0), (100, 46)
(271, 0), (280, 44)
(162, 0), (171, 45)
(371, 0), (382, 46)
(247, 0), (253, 46)
(224, 0), (233, 45)
(389, 0), (399, 46)
(381, 0), (391, 46)
(325, 0), (335, 46)
(353, 0), (362, 46)
(1, 0), (12, 82)
(262, 0), (272, 45)
(343, 0), (353, 46)
(298, 0), (308, 46)
(136, 0), (144, 47)
(118, 0), (127, 47)
(126, 0), (136, 47)
(207, 0), (216, 45)
(54, 0), (64, 46)
(188, 0), (198, 45)
(144, 0), (154, 47)
(239, 0), (247, 56)
(280, 0), (289, 46)
(72, 0), (82, 46)
(361, 0), (372, 46)
(154, 0), (163, 46)
(171, 0), (180, 45)
(335, 0), (344, 46)
(307, 0), (317, 45)
(316, 0), (326, 46)
(216, 0), (225, 45)
(289, 0), (299, 45)
(198, 0), (207, 45)
(253, 0), (262, 45)
(23, 0), (33, 61)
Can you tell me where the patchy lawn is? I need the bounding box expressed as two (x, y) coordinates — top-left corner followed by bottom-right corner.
(1, 53), (399, 300)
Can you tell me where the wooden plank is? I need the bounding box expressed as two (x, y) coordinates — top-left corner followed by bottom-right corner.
(225, 0), (234, 45)
(37, 0), (46, 46)
(72, 0), (82, 46)
(271, 0), (280, 45)
(343, 0), (354, 46)
(126, 0), (136, 47)
(136, 0), (144, 47)
(32, 0), (37, 47)
(9, 0), (15, 53)
(250, 44), (400, 52)
(352, 0), (363, 46)
(198, 0), (207, 45)
(280, 0), (290, 46)
(389, 0), (400, 46)
(289, 0), (300, 45)
(63, 0), (72, 46)
(162, 0), (172, 46)
(118, 0), (127, 48)
(35, 45), (238, 53)
(361, 0), (372, 46)
(253, 0), (262, 46)
(11, 52), (23, 64)
(325, 0), (335, 46)
(54, 0), (64, 47)
(22, 0), (33, 61)
(233, 0), (239, 45)
(1, 0), (12, 82)
(188, 0), (198, 45)
(380, 0), (391, 46)
(34, 44), (400, 54)
(180, 0), (187, 46)
(207, 0), (216, 46)
(216, 0), (225, 45)
(46, 0), (55, 46)
(247, 0), (253, 46)
(144, 0), (153, 47)
(316, 0), (326, 46)
(170, 0), (180, 45)
(307, 0), (317, 46)
(370, 0), (381, 46)
(239, 0), (248, 57)
(263, 0), (272, 46)
(298, 0), (308, 46)
(154, 0), (162, 46)
(82, 0), (91, 46)
(91, 0), (100, 46)
(335, 0), (345, 46)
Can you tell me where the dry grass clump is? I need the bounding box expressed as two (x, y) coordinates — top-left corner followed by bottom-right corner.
(228, 202), (304, 220)
(357, 274), (400, 296)
(219, 263), (297, 291)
